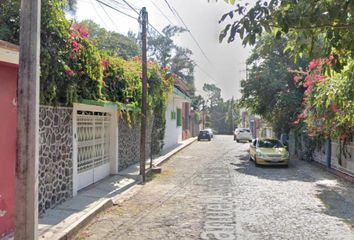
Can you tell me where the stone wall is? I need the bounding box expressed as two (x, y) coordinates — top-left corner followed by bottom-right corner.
(118, 116), (153, 171)
(38, 106), (73, 216)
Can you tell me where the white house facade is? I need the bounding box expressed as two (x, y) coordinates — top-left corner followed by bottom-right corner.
(163, 86), (191, 151)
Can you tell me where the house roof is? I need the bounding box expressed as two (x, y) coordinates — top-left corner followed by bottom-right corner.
(0, 40), (19, 65)
(174, 78), (192, 98)
(173, 86), (191, 102)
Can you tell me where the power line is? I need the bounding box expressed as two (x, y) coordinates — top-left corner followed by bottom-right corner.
(110, 0), (165, 37)
(149, 0), (174, 25)
(196, 64), (219, 84)
(89, 0), (111, 28)
(163, 0), (216, 69)
(95, 0), (138, 20)
(91, 0), (219, 86)
(97, 0), (121, 32)
(120, 0), (140, 15)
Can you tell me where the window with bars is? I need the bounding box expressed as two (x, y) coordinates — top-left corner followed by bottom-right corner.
(176, 108), (182, 127)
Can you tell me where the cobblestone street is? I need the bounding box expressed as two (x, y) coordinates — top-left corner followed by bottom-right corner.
(75, 135), (354, 240)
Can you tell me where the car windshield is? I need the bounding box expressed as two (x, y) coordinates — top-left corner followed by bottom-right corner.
(258, 139), (283, 148)
(200, 131), (209, 134)
(239, 129), (250, 133)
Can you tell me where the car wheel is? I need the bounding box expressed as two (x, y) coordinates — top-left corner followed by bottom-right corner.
(249, 140), (252, 142)
(233, 136), (236, 141)
(208, 137), (211, 141)
(236, 140), (239, 143)
(197, 138), (200, 141)
(248, 154), (253, 161)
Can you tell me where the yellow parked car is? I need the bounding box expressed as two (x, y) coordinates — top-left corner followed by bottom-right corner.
(249, 138), (289, 167)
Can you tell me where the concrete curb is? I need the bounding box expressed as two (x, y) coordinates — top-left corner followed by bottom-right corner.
(43, 138), (197, 240)
(154, 137), (197, 167)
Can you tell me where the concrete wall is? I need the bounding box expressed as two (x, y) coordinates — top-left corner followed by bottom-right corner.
(313, 145), (326, 165)
(290, 132), (354, 176)
(331, 142), (354, 175)
(38, 106), (73, 216)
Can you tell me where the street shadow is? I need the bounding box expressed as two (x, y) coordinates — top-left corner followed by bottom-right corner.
(230, 151), (328, 183)
(316, 184), (354, 232)
(232, 150), (354, 232)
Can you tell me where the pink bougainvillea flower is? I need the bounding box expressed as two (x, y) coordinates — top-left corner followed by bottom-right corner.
(70, 32), (77, 40)
(298, 112), (306, 119)
(330, 103), (339, 112)
(70, 52), (76, 60)
(308, 59), (321, 71)
(72, 41), (80, 52)
(79, 27), (89, 38)
(293, 119), (300, 125)
(103, 80), (107, 86)
(101, 59), (109, 68)
(329, 55), (335, 61)
(71, 24), (89, 38)
(314, 74), (327, 82)
(65, 69), (75, 76)
(293, 75), (302, 82)
(303, 80), (315, 88)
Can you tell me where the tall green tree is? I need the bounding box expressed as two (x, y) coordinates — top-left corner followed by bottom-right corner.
(80, 20), (140, 60)
(218, 0), (354, 60)
(148, 25), (196, 93)
(240, 34), (305, 136)
(202, 83), (240, 133)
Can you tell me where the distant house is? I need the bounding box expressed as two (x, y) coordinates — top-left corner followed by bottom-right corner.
(163, 79), (192, 151)
(0, 40), (19, 238)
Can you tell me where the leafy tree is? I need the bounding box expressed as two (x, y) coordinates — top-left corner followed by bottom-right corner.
(218, 0), (354, 60)
(203, 83), (222, 108)
(148, 25), (196, 93)
(80, 20), (140, 60)
(0, 0), (103, 105)
(201, 83), (240, 133)
(191, 95), (205, 111)
(239, 34), (305, 136)
(218, 0), (354, 142)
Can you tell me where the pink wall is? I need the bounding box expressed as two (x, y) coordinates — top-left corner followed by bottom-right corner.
(0, 62), (17, 237)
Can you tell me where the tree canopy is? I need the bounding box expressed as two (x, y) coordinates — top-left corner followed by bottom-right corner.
(147, 25), (196, 93)
(240, 34), (305, 136)
(80, 20), (140, 60)
(218, 0), (354, 142)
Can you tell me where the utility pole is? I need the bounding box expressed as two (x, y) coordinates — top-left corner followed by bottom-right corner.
(231, 96), (235, 132)
(139, 7), (148, 183)
(15, 0), (41, 239)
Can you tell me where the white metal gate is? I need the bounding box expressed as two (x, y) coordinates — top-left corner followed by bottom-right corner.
(76, 111), (111, 190)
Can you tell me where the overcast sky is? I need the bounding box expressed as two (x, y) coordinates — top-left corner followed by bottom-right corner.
(76, 0), (252, 100)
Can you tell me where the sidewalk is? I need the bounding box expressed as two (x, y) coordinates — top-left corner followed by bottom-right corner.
(38, 137), (196, 240)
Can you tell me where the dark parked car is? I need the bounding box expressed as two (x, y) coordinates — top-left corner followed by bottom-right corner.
(198, 130), (211, 141)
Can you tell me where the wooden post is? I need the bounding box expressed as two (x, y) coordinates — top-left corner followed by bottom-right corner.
(15, 0), (41, 239)
(139, 7), (148, 182)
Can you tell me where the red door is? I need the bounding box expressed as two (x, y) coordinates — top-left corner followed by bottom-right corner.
(0, 62), (17, 237)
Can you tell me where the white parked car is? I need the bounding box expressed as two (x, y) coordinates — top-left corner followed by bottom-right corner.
(234, 128), (252, 142)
